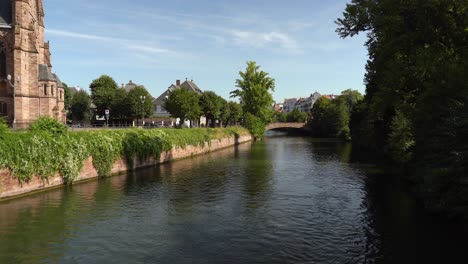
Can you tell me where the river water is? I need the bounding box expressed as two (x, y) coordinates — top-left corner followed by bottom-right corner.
(1, 135), (467, 263)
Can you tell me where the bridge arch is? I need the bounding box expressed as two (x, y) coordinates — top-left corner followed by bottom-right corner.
(265, 122), (306, 131)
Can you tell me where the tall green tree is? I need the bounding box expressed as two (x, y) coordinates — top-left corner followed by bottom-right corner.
(127, 86), (153, 121)
(231, 61), (275, 136)
(70, 90), (91, 123)
(111, 88), (130, 120)
(308, 97), (350, 140)
(224, 101), (243, 126)
(89, 75), (119, 115)
(200, 91), (224, 127)
(337, 0), (468, 212)
(164, 88), (201, 127)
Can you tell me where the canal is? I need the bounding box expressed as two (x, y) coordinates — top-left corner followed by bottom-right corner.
(1, 135), (467, 263)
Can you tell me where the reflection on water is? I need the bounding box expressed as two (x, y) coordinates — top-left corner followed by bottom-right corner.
(0, 137), (467, 263)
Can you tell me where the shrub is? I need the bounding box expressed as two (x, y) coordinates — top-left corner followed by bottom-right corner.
(0, 127), (249, 184)
(0, 117), (8, 134)
(244, 113), (266, 139)
(29, 116), (68, 134)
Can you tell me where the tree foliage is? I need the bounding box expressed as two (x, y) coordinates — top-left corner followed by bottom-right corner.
(308, 97), (350, 140)
(337, 0), (468, 212)
(70, 90), (91, 123)
(231, 61), (275, 123)
(164, 88), (201, 127)
(127, 86), (153, 120)
(231, 61), (275, 136)
(90, 75), (119, 115)
(222, 101), (243, 127)
(200, 91), (224, 127)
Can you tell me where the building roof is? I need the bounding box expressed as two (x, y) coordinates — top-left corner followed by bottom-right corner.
(154, 79), (204, 105)
(121, 80), (139, 92)
(180, 79), (202, 94)
(53, 74), (64, 88)
(38, 64), (56, 81)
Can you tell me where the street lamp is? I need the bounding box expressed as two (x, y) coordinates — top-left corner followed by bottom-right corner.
(5, 74), (20, 131)
(140, 95), (146, 126)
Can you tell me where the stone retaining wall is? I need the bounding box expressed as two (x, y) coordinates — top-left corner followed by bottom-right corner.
(0, 135), (252, 200)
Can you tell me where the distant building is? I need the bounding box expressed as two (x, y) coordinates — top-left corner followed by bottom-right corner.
(283, 92), (322, 113)
(273, 103), (284, 112)
(153, 79), (205, 127)
(297, 92), (321, 112)
(283, 98), (299, 113)
(322, 94), (338, 100)
(120, 80), (140, 93)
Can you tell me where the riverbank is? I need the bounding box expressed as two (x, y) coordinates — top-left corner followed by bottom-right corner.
(0, 127), (251, 200)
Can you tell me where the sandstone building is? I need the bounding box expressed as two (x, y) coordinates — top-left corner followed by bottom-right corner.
(0, 0), (65, 128)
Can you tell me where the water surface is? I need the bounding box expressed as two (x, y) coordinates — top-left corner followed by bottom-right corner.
(1, 136), (467, 263)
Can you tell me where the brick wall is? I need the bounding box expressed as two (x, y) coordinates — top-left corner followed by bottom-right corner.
(0, 135), (252, 200)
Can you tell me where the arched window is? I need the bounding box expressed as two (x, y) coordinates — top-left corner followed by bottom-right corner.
(44, 84), (47, 95)
(0, 101), (7, 116)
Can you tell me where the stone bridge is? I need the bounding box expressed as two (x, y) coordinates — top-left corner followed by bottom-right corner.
(265, 122), (307, 131)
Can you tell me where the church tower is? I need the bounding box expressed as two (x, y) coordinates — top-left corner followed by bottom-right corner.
(0, 0), (65, 128)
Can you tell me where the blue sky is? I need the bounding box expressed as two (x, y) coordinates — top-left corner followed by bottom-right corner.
(43, 0), (367, 102)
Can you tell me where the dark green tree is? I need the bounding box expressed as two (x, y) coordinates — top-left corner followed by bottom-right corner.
(70, 90), (91, 123)
(336, 0), (468, 212)
(89, 75), (119, 116)
(111, 88), (130, 120)
(164, 88), (201, 128)
(127, 86), (153, 122)
(62, 82), (72, 112)
(286, 108), (308, 123)
(200, 91), (224, 127)
(226, 101), (243, 126)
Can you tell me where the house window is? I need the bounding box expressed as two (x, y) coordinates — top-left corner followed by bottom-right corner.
(44, 84), (47, 95)
(157, 105), (161, 113)
(0, 101), (7, 116)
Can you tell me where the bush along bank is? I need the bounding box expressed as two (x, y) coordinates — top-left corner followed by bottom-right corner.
(0, 119), (249, 186)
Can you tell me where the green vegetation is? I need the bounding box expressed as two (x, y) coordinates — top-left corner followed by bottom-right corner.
(200, 91), (225, 127)
(88, 75), (152, 121)
(127, 86), (154, 121)
(307, 90), (362, 141)
(0, 118), (8, 134)
(164, 88), (201, 127)
(337, 0), (468, 213)
(274, 108), (308, 123)
(29, 116), (68, 135)
(231, 61), (275, 137)
(0, 117), (248, 185)
(70, 90), (91, 123)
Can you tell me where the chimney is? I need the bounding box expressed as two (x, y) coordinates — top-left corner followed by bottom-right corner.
(176, 80), (181, 86)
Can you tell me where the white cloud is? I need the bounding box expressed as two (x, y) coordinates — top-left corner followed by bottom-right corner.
(46, 29), (119, 42)
(126, 45), (170, 54)
(230, 30), (299, 51)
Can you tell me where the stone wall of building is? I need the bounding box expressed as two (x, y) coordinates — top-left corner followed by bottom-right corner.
(0, 135), (252, 200)
(0, 0), (64, 128)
